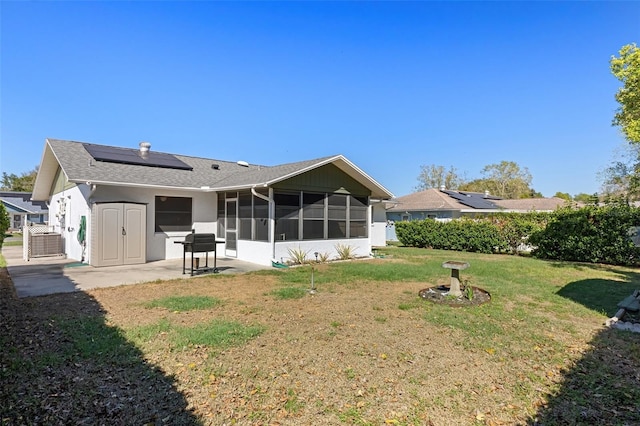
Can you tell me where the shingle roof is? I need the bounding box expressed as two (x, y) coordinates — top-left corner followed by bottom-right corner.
(386, 189), (469, 212)
(387, 188), (567, 213)
(33, 139), (393, 200)
(0, 192), (48, 213)
(493, 197), (567, 211)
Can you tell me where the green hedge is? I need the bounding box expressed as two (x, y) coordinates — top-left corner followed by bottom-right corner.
(484, 212), (550, 254)
(395, 218), (507, 254)
(528, 205), (640, 266)
(395, 213), (549, 255)
(394, 207), (640, 266)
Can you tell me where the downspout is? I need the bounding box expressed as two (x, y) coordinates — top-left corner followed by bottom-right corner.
(86, 182), (97, 264)
(87, 182), (98, 203)
(251, 185), (275, 261)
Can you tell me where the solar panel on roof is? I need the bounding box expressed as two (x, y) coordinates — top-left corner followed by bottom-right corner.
(83, 144), (193, 170)
(441, 190), (499, 209)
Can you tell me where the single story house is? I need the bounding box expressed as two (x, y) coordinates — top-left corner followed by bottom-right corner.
(31, 139), (393, 267)
(385, 188), (567, 240)
(0, 191), (49, 231)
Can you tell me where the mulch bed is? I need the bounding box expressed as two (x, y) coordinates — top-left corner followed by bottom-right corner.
(418, 285), (491, 307)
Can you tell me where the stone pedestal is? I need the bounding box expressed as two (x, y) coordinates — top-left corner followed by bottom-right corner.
(442, 261), (470, 297)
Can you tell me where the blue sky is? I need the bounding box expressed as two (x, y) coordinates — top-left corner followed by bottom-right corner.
(1, 1), (639, 198)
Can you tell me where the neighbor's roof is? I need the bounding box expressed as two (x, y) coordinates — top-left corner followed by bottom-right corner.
(32, 139), (393, 200)
(493, 197), (568, 212)
(0, 191), (48, 213)
(387, 188), (567, 213)
(386, 188), (471, 212)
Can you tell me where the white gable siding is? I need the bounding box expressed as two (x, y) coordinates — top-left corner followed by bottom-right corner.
(49, 185), (89, 262)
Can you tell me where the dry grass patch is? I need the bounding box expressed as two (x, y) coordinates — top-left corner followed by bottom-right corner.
(2, 248), (640, 425)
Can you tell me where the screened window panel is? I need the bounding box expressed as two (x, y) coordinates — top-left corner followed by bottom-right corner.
(276, 206), (299, 220)
(304, 206), (325, 219)
(155, 196), (192, 232)
(239, 193), (252, 219)
(274, 192), (300, 208)
(255, 218), (269, 241)
(227, 201), (237, 230)
(155, 213), (192, 232)
(350, 221), (368, 238)
(350, 196), (368, 208)
(328, 194), (347, 206)
(328, 220), (347, 239)
(254, 197), (268, 218)
(217, 196), (225, 238)
(328, 207), (346, 220)
(239, 218), (252, 240)
(350, 208), (367, 221)
(303, 220), (324, 240)
(275, 219), (299, 240)
(303, 193), (324, 219)
(254, 196), (269, 242)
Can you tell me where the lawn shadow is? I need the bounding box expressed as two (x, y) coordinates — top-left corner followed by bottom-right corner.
(556, 267), (640, 317)
(0, 270), (201, 425)
(531, 268), (640, 424)
(529, 327), (640, 425)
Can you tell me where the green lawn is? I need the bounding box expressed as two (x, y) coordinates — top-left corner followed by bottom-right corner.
(2, 246), (640, 425)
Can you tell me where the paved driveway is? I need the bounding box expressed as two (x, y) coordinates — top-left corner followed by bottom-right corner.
(2, 245), (268, 298)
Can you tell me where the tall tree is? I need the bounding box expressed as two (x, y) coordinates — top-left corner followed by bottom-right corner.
(574, 193), (599, 204)
(458, 178), (492, 194)
(1, 168), (38, 192)
(0, 203), (9, 246)
(415, 164), (465, 191)
(460, 161), (533, 199)
(599, 141), (640, 201)
(553, 192), (572, 201)
(611, 43), (640, 144)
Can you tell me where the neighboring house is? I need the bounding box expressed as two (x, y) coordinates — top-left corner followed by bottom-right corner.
(385, 188), (567, 240)
(31, 139), (393, 267)
(0, 191), (49, 231)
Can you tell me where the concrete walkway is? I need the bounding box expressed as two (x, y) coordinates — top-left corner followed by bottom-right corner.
(2, 244), (268, 298)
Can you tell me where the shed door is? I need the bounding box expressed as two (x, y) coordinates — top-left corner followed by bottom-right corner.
(123, 204), (146, 264)
(93, 203), (146, 267)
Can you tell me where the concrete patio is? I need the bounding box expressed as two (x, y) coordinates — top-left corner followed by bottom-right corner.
(2, 244), (269, 298)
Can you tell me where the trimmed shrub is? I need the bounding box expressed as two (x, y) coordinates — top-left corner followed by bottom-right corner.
(395, 218), (506, 254)
(529, 204), (640, 266)
(484, 212), (550, 254)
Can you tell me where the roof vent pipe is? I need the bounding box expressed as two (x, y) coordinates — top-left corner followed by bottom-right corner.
(484, 190), (490, 198)
(439, 185), (446, 191)
(139, 141), (151, 158)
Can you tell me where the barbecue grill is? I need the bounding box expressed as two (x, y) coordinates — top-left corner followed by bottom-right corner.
(175, 231), (221, 275)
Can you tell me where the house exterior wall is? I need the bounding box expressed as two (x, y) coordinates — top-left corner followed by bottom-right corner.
(49, 185), (88, 262)
(236, 240), (272, 265)
(47, 183), (218, 263)
(48, 181), (378, 266)
(89, 185), (217, 262)
(370, 202), (387, 247)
